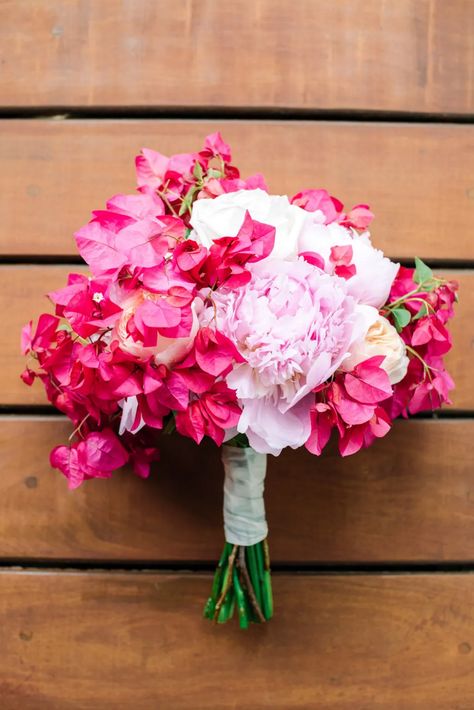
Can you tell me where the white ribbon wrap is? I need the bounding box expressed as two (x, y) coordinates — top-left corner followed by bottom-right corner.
(222, 446), (268, 546)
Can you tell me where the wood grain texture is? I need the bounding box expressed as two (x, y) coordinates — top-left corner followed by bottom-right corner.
(1, 417), (473, 563)
(5, 265), (471, 408)
(1, 1), (473, 113)
(1, 119), (474, 259)
(1, 570), (474, 709)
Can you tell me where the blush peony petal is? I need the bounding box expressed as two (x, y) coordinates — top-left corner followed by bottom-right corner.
(237, 396), (313, 456)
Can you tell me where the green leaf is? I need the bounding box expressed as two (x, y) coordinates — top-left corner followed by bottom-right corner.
(178, 199), (189, 216)
(207, 168), (223, 179)
(412, 302), (429, 321)
(414, 257), (433, 285)
(391, 307), (411, 332)
(178, 186), (197, 216)
(193, 161), (204, 181)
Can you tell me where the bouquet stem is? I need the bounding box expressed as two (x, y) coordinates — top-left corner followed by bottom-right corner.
(204, 539), (273, 627)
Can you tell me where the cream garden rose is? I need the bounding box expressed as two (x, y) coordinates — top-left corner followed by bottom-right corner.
(112, 288), (199, 365)
(343, 315), (409, 384)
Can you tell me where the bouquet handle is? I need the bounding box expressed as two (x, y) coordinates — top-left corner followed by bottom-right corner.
(204, 446), (273, 627)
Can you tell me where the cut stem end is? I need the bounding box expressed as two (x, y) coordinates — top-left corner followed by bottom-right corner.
(204, 539), (273, 628)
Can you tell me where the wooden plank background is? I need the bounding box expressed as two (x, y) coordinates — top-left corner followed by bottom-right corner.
(1, 571), (474, 709)
(1, 1), (473, 707)
(1, 0), (473, 113)
(1, 417), (473, 564)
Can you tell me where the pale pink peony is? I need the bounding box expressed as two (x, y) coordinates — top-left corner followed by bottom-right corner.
(298, 221), (399, 308)
(207, 258), (377, 455)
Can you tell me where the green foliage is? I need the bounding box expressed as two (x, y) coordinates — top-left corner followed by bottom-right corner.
(193, 161), (204, 181)
(412, 302), (429, 320)
(391, 306), (411, 332)
(414, 257), (433, 285)
(207, 168), (223, 179)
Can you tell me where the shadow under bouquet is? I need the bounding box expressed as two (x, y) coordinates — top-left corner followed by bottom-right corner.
(22, 133), (457, 628)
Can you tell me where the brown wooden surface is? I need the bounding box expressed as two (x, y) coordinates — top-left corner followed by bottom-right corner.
(5, 265), (471, 409)
(1, 417), (473, 564)
(2, 2), (473, 703)
(1, 119), (474, 259)
(1, 1), (473, 114)
(1, 570), (474, 709)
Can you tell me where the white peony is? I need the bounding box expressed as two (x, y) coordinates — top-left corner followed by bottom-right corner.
(298, 221), (399, 308)
(190, 188), (309, 260)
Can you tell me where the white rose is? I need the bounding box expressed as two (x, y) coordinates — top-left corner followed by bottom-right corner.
(343, 315), (409, 384)
(298, 221), (399, 308)
(190, 188), (309, 260)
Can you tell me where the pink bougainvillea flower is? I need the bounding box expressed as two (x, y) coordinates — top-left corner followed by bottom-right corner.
(305, 403), (335, 456)
(105, 190), (165, 219)
(21, 313), (60, 354)
(329, 244), (357, 280)
(291, 189), (343, 224)
(343, 356), (393, 405)
(200, 131), (232, 163)
(50, 429), (129, 489)
(49, 273), (121, 338)
(411, 315), (452, 355)
(338, 406), (391, 457)
(194, 327), (245, 377)
(136, 148), (196, 198)
(174, 239), (208, 273)
(175, 381), (241, 446)
(305, 357), (393, 457)
(199, 173), (268, 199)
(339, 204), (374, 230)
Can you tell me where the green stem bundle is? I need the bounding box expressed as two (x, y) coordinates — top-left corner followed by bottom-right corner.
(204, 539), (273, 628)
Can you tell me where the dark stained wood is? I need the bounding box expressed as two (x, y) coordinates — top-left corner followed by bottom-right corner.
(1, 1), (473, 113)
(1, 119), (474, 259)
(1, 570), (474, 709)
(1, 417), (473, 563)
(4, 266), (471, 408)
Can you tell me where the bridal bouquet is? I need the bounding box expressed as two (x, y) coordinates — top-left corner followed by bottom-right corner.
(22, 133), (457, 627)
